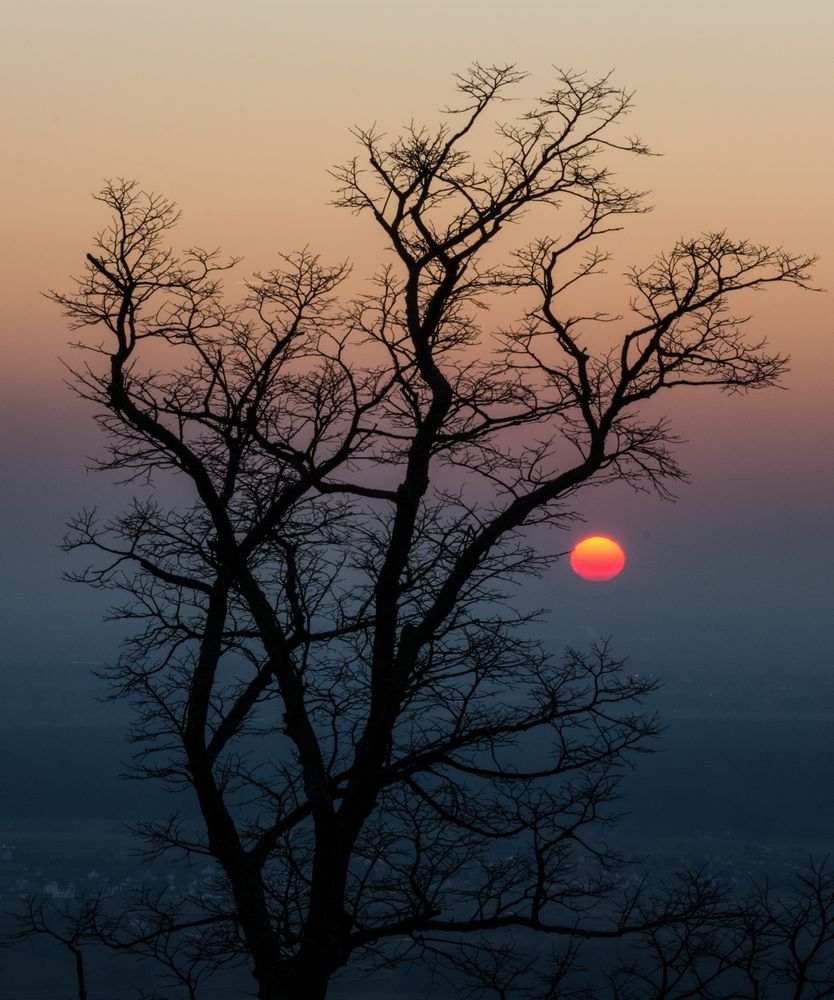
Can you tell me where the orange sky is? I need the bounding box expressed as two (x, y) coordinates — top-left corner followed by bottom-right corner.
(3, 1), (832, 377)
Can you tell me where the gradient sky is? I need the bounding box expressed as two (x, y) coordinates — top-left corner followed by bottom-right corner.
(1, 0), (832, 690)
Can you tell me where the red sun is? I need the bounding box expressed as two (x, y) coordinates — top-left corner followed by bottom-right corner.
(569, 535), (626, 581)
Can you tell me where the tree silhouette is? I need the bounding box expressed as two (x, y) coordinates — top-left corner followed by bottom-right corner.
(3, 894), (98, 1000)
(44, 64), (815, 999)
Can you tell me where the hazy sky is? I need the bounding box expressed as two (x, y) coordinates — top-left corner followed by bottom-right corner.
(1, 0), (832, 687)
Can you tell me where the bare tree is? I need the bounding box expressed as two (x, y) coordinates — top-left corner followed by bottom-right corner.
(96, 884), (246, 1000)
(3, 894), (100, 1000)
(600, 857), (834, 1000)
(753, 857), (834, 998)
(3, 885), (244, 1000)
(45, 64), (815, 999)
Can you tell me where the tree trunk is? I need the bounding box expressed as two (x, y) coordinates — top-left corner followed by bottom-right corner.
(73, 947), (87, 1000)
(252, 956), (333, 1000)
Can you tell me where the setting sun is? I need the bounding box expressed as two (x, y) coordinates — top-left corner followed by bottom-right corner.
(570, 536), (626, 581)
